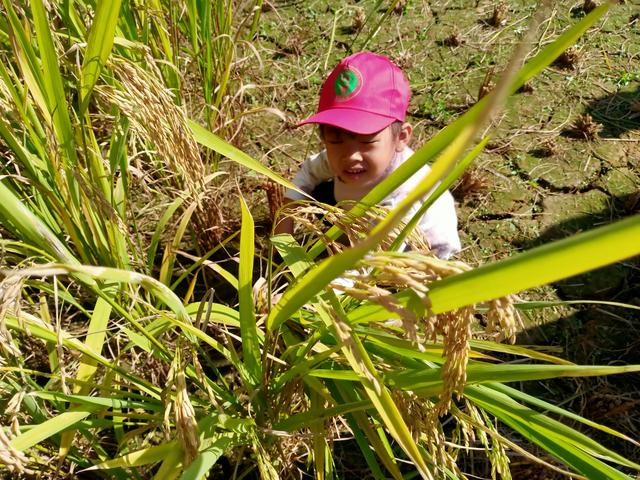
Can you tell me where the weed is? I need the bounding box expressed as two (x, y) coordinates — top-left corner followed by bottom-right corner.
(554, 46), (580, 69)
(583, 0), (598, 13)
(614, 70), (640, 87)
(478, 69), (496, 100)
(352, 7), (366, 32)
(571, 113), (603, 140)
(418, 97), (453, 123)
(393, 0), (407, 16)
(488, 2), (509, 27)
(443, 30), (464, 47)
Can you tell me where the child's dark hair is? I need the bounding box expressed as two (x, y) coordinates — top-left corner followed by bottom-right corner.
(318, 121), (404, 139)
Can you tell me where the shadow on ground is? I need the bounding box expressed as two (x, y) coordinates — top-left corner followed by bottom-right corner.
(584, 85), (640, 138)
(510, 193), (640, 472)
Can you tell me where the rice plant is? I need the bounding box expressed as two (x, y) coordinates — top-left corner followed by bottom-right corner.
(0, 1), (639, 479)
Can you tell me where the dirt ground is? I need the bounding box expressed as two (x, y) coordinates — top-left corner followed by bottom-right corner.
(230, 0), (640, 471)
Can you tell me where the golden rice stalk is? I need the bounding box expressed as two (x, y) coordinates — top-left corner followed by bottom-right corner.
(263, 180), (284, 224)
(392, 390), (461, 476)
(5, 390), (25, 437)
(0, 426), (34, 475)
(432, 306), (474, 416)
(454, 402), (512, 479)
(98, 59), (224, 248)
(175, 367), (200, 466)
(0, 274), (23, 359)
(331, 251), (517, 418)
(292, 203), (519, 417)
(332, 308), (383, 395)
(485, 296), (519, 343)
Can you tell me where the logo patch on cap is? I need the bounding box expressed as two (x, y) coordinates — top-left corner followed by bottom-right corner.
(333, 67), (363, 101)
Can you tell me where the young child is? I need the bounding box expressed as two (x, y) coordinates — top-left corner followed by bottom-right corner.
(276, 51), (461, 259)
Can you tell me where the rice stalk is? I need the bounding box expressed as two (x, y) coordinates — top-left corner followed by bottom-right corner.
(392, 390), (460, 477)
(98, 58), (224, 249)
(0, 273), (23, 359)
(173, 349), (200, 466)
(0, 427), (34, 476)
(287, 202), (521, 418)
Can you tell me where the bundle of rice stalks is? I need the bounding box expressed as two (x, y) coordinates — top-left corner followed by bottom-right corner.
(99, 59), (225, 250)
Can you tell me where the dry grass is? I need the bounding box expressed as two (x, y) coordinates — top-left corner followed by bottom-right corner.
(553, 46), (580, 69)
(352, 7), (366, 32)
(452, 168), (489, 202)
(488, 2), (509, 28)
(443, 31), (464, 47)
(571, 113), (603, 140)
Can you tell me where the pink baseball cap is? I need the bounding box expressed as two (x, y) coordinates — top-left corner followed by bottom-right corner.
(298, 51), (410, 135)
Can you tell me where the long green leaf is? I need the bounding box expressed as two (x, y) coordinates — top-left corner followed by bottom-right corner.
(179, 435), (237, 480)
(80, 0), (123, 114)
(84, 441), (179, 470)
(388, 364), (640, 392)
(0, 181), (79, 265)
(188, 119), (303, 195)
(238, 196), (262, 389)
(30, 0), (78, 166)
(467, 385), (636, 478)
(10, 406), (100, 451)
(428, 215), (640, 313)
(490, 382), (640, 450)
(60, 296), (113, 458)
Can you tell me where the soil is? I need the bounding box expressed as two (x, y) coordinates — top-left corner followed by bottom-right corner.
(229, 0), (640, 475)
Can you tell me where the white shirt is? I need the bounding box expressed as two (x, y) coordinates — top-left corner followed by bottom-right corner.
(284, 147), (461, 259)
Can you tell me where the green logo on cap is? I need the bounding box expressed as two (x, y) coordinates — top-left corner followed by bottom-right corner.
(334, 68), (361, 99)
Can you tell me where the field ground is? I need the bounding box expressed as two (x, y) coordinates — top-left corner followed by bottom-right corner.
(229, 0), (640, 469)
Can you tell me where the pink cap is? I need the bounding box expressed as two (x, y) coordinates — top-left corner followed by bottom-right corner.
(298, 52), (410, 135)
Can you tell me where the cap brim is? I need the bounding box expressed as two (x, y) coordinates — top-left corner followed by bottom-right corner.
(297, 108), (397, 135)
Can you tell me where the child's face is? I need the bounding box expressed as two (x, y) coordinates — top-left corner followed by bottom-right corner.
(322, 124), (411, 187)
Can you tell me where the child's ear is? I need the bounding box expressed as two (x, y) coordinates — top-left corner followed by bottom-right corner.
(395, 122), (413, 151)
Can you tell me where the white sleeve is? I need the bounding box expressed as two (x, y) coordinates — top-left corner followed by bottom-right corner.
(418, 190), (461, 259)
(284, 151), (334, 201)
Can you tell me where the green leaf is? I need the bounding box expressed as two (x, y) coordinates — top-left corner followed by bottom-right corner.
(188, 119), (303, 195)
(490, 383), (640, 455)
(391, 135), (491, 250)
(428, 215), (640, 313)
(10, 406), (100, 451)
(467, 385), (635, 479)
(238, 196), (262, 389)
(159, 201), (198, 286)
(80, 0), (123, 114)
(179, 434), (237, 480)
(148, 197), (184, 274)
(83, 441), (179, 470)
(271, 234), (316, 278)
(30, 0), (78, 166)
(0, 181), (79, 266)
(392, 364), (640, 393)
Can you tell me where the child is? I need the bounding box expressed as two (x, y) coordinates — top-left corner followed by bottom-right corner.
(276, 51), (461, 259)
